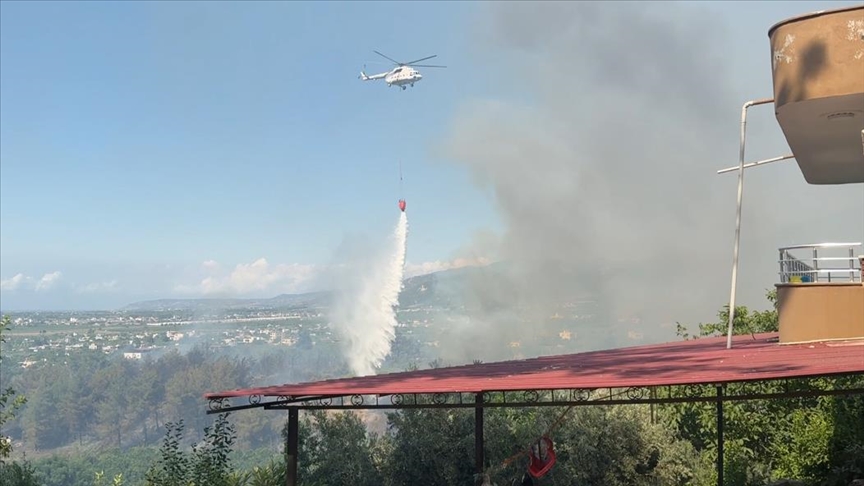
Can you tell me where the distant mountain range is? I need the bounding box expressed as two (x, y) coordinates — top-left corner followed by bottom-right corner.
(121, 263), (511, 312)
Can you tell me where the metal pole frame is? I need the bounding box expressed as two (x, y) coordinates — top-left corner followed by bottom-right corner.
(723, 98), (792, 349)
(201, 380), (864, 486)
(716, 154), (795, 175)
(207, 379), (864, 414)
(475, 393), (485, 485)
(286, 408), (299, 486)
(716, 385), (724, 486)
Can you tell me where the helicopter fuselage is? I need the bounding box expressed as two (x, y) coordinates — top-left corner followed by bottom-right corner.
(385, 67), (422, 89)
(359, 51), (443, 90)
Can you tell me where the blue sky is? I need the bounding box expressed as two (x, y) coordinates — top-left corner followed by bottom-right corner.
(2, 1), (862, 311)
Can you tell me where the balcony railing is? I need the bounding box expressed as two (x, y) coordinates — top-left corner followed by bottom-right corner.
(778, 242), (862, 283)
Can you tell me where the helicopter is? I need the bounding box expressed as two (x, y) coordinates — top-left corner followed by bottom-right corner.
(359, 50), (446, 90)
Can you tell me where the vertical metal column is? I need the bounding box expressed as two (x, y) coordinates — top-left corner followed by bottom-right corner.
(475, 393), (485, 485)
(286, 408), (299, 486)
(650, 387), (655, 425)
(726, 98), (774, 349)
(716, 385), (724, 486)
(813, 247), (820, 282)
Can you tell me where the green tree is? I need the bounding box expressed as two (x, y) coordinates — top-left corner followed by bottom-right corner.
(0, 459), (41, 486)
(380, 408), (475, 485)
(145, 414), (238, 486)
(692, 289), (779, 338)
(144, 420), (191, 486)
(94, 470), (124, 486)
(189, 413), (238, 486)
(0, 315), (40, 485)
(295, 411), (382, 486)
(0, 315), (27, 460)
(670, 291), (864, 486)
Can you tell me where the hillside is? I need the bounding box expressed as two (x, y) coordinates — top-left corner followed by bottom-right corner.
(121, 263), (511, 312)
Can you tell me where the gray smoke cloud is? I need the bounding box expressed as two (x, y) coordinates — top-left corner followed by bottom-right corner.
(432, 2), (767, 363)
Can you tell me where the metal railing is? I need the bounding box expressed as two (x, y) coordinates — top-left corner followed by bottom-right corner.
(779, 242), (862, 283)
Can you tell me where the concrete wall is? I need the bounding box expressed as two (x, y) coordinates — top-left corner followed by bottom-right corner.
(776, 282), (864, 343)
(769, 5), (864, 109)
(768, 5), (864, 184)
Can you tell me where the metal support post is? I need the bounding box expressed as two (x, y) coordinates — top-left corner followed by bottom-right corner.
(650, 388), (655, 424)
(716, 154), (794, 174)
(286, 408), (299, 486)
(726, 98), (774, 349)
(475, 393), (485, 485)
(716, 385), (725, 486)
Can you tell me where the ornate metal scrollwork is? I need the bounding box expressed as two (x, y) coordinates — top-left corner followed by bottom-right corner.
(321, 397), (332, 406)
(523, 390), (539, 403)
(391, 394), (403, 405)
(350, 395), (364, 406)
(626, 387), (647, 400)
(432, 393), (447, 405)
(573, 389), (591, 401)
(208, 398), (224, 411)
(249, 394), (262, 405)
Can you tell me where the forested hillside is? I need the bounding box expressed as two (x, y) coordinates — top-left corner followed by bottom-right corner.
(1, 292), (863, 486)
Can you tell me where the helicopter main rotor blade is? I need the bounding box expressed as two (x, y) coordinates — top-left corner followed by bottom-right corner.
(411, 64), (447, 68)
(405, 54), (437, 65)
(373, 50), (402, 65)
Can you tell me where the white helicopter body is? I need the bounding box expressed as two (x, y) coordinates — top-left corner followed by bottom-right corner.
(359, 51), (445, 90)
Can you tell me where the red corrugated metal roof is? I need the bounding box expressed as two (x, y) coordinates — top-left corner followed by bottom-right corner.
(204, 332), (864, 400)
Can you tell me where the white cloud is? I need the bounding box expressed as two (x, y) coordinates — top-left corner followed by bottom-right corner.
(0, 273), (26, 291)
(1, 256), (493, 303)
(177, 258), (318, 296)
(1, 271), (64, 292)
(35, 271), (62, 291)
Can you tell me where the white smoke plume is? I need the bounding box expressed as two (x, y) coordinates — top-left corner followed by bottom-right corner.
(425, 2), (862, 367)
(431, 2), (751, 363)
(330, 212), (409, 376)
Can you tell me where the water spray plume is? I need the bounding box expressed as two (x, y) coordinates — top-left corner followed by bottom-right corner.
(332, 212), (409, 376)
